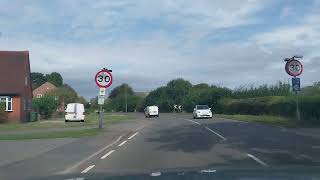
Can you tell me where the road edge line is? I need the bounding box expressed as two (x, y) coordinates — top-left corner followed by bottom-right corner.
(81, 165), (95, 174)
(247, 153), (268, 167)
(205, 127), (227, 141)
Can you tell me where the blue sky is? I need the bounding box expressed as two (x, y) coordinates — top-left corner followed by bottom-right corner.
(0, 0), (319, 98)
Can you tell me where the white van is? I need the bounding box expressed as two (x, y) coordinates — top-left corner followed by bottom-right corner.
(65, 103), (85, 122)
(144, 106), (159, 118)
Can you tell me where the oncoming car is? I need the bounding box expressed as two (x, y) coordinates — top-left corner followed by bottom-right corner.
(193, 105), (212, 119)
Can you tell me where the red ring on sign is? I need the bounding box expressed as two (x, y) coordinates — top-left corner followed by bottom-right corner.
(285, 60), (303, 77)
(95, 69), (113, 88)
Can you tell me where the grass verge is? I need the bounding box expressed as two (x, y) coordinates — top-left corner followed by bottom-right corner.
(0, 113), (133, 131)
(0, 128), (102, 140)
(215, 114), (296, 127)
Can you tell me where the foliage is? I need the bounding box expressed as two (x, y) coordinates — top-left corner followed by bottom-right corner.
(46, 72), (63, 87)
(32, 95), (58, 119)
(31, 72), (63, 89)
(231, 81), (291, 98)
(217, 95), (320, 123)
(0, 102), (7, 123)
(109, 84), (134, 99)
(30, 72), (47, 90)
(48, 84), (78, 105)
(105, 95), (143, 112)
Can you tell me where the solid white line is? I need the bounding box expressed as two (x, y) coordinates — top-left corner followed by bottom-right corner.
(81, 165), (95, 174)
(128, 132), (139, 140)
(205, 127), (227, 141)
(118, 140), (127, 147)
(58, 135), (124, 174)
(247, 153), (268, 166)
(185, 119), (201, 125)
(100, 150), (115, 159)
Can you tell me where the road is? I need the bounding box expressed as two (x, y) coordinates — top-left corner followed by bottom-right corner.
(1, 113), (320, 179)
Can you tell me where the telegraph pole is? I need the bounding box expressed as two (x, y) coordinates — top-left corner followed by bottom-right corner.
(125, 84), (128, 113)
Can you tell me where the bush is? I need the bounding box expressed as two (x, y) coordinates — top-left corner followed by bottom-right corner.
(32, 96), (58, 119)
(0, 102), (8, 123)
(218, 95), (320, 123)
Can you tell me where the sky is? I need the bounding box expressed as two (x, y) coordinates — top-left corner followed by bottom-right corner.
(0, 0), (319, 99)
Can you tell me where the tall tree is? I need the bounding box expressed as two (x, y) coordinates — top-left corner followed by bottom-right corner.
(109, 84), (134, 99)
(166, 78), (192, 105)
(46, 72), (63, 87)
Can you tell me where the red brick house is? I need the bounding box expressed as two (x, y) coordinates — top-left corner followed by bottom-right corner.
(0, 51), (33, 122)
(33, 82), (57, 98)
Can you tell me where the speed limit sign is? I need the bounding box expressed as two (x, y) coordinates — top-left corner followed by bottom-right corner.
(95, 69), (113, 88)
(285, 60), (303, 77)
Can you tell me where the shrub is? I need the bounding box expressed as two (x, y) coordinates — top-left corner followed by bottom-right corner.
(32, 96), (58, 119)
(0, 102), (8, 123)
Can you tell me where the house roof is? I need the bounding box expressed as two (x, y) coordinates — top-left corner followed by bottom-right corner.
(33, 82), (57, 95)
(0, 51), (32, 96)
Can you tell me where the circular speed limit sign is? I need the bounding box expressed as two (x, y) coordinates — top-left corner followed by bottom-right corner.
(285, 60), (303, 77)
(95, 69), (113, 88)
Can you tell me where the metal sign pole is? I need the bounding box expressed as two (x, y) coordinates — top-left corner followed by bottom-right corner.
(295, 91), (301, 121)
(99, 105), (103, 128)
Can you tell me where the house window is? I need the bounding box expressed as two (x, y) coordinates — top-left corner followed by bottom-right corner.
(0, 97), (13, 112)
(23, 98), (27, 111)
(28, 99), (32, 111)
(37, 94), (43, 98)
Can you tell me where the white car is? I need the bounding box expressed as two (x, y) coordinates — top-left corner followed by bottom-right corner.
(193, 105), (213, 119)
(65, 103), (85, 122)
(144, 106), (159, 118)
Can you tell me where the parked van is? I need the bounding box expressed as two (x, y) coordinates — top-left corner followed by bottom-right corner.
(144, 106), (159, 118)
(65, 103), (85, 122)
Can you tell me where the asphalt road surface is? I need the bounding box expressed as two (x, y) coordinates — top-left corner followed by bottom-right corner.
(1, 113), (320, 180)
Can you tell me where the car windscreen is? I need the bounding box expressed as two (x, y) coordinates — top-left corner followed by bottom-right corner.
(197, 105), (209, 110)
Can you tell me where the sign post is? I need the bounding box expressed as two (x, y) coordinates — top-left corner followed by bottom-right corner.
(284, 56), (303, 121)
(95, 68), (113, 129)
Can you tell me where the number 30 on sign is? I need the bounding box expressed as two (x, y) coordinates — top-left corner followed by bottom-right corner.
(95, 69), (113, 88)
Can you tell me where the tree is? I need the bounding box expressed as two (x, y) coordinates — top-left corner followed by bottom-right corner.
(32, 95), (58, 119)
(166, 78), (192, 105)
(0, 102), (8, 123)
(48, 84), (78, 105)
(109, 84), (134, 99)
(31, 72), (47, 90)
(46, 72), (63, 87)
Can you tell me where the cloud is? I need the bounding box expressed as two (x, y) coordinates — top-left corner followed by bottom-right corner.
(1, 0), (319, 99)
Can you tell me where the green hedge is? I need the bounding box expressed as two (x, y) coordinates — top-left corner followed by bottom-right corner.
(0, 102), (8, 123)
(218, 95), (320, 123)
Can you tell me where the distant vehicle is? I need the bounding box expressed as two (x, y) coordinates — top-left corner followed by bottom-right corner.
(144, 106), (159, 118)
(193, 105), (212, 119)
(65, 103), (85, 122)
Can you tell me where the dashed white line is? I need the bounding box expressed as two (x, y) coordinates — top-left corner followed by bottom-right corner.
(100, 150), (115, 159)
(205, 127), (227, 141)
(128, 132), (139, 140)
(247, 153), (268, 166)
(58, 135), (123, 175)
(81, 165), (95, 174)
(185, 119), (201, 125)
(118, 140), (128, 147)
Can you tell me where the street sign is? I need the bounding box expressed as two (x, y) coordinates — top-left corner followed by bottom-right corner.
(285, 60), (303, 77)
(98, 96), (105, 105)
(95, 69), (113, 88)
(292, 78), (300, 92)
(99, 88), (106, 96)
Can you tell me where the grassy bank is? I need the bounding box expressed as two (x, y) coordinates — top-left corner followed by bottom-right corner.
(0, 113), (133, 140)
(215, 114), (296, 127)
(0, 113), (133, 131)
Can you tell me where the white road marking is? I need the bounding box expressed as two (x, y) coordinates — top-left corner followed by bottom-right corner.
(81, 165), (95, 174)
(200, 169), (217, 173)
(58, 135), (124, 174)
(64, 178), (84, 180)
(185, 119), (201, 125)
(150, 172), (162, 177)
(247, 153), (268, 166)
(118, 140), (128, 147)
(100, 150), (115, 159)
(128, 132), (139, 140)
(134, 125), (145, 132)
(205, 127), (227, 141)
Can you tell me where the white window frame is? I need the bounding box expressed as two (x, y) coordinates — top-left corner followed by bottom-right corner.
(0, 96), (13, 112)
(37, 94), (43, 98)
